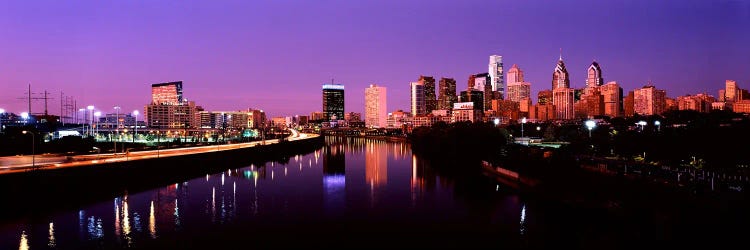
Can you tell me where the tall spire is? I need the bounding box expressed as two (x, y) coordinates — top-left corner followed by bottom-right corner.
(559, 48), (563, 61)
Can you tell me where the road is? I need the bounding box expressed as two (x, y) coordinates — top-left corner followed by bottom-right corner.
(0, 129), (313, 175)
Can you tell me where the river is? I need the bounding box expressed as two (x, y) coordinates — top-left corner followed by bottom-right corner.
(0, 136), (745, 249)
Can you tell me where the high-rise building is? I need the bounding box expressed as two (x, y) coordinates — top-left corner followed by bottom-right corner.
(151, 81), (184, 105)
(552, 55), (574, 119)
(600, 81), (623, 117)
(507, 64), (524, 84)
(538, 90), (553, 105)
(677, 93), (715, 113)
(323, 84), (345, 121)
(460, 90), (485, 111)
(410, 81), (426, 116)
(489, 55), (504, 99)
(586, 61), (603, 88)
(725, 80), (739, 102)
(634, 85), (667, 116)
(146, 81), (201, 129)
(507, 82), (531, 103)
(418, 76), (437, 113)
(310, 111), (325, 121)
(624, 91), (635, 117)
(438, 77), (458, 110)
(365, 84), (387, 128)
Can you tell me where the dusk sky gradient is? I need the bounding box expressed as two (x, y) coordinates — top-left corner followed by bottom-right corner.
(1, 0), (749, 118)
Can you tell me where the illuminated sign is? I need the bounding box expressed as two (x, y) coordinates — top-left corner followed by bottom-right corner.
(453, 102), (474, 110)
(322, 84), (345, 90)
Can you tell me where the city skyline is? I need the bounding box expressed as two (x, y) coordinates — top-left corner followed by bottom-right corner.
(0, 0), (748, 117)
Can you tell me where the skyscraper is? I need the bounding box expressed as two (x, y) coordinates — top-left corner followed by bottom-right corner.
(634, 85), (667, 116)
(322, 83), (345, 121)
(586, 61), (603, 88)
(725, 80), (738, 102)
(151, 81), (184, 105)
(601, 81), (623, 117)
(146, 81), (200, 129)
(507, 64), (524, 84)
(438, 77), (457, 110)
(365, 84), (387, 128)
(489, 55), (504, 99)
(418, 76), (437, 113)
(552, 54), (575, 120)
(410, 81), (426, 116)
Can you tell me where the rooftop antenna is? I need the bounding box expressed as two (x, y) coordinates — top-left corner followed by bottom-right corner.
(559, 48), (563, 61)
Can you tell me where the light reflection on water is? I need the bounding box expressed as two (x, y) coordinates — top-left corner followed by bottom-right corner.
(2, 137), (527, 249)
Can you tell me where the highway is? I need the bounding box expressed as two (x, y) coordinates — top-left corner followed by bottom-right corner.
(0, 129), (314, 174)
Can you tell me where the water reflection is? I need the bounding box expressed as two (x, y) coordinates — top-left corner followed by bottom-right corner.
(19, 230), (28, 250)
(324, 138), (346, 214)
(48, 222), (55, 248)
(1, 137), (529, 249)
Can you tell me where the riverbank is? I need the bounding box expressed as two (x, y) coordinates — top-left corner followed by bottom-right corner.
(0, 134), (324, 223)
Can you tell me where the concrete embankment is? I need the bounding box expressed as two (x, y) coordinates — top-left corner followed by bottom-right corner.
(0, 135), (324, 222)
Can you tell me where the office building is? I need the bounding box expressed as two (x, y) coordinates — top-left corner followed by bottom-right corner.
(438, 77), (458, 110)
(410, 81), (426, 116)
(489, 55), (504, 99)
(323, 83), (345, 121)
(365, 84), (387, 128)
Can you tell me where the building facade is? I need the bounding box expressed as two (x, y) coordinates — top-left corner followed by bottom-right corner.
(552, 56), (574, 120)
(489, 55), (504, 99)
(418, 76), (437, 114)
(323, 84), (345, 121)
(410, 81), (426, 116)
(365, 84), (387, 128)
(601, 81), (623, 117)
(634, 85), (667, 116)
(437, 77), (458, 110)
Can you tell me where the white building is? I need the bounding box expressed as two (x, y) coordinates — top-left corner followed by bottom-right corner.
(365, 84), (387, 128)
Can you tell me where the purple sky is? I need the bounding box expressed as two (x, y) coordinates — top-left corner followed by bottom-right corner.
(1, 0), (749, 118)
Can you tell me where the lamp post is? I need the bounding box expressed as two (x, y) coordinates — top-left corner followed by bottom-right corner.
(87, 105), (94, 136)
(637, 121), (647, 132)
(133, 110), (139, 143)
(654, 120), (661, 132)
(22, 130), (35, 169)
(94, 111), (101, 139)
(585, 120), (596, 138)
(521, 117), (527, 137)
(114, 106), (120, 156)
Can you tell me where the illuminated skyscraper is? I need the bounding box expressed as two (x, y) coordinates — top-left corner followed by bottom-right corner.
(146, 81), (200, 129)
(151, 81), (183, 105)
(322, 84), (345, 121)
(586, 61), (603, 88)
(507, 64), (524, 84)
(600, 81), (623, 117)
(489, 55), (504, 99)
(410, 81), (426, 116)
(418, 76), (437, 113)
(725, 80), (738, 102)
(365, 84), (387, 128)
(552, 54), (574, 119)
(634, 85), (667, 116)
(437, 77), (457, 110)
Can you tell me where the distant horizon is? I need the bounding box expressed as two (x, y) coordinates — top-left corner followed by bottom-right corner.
(1, 0), (748, 118)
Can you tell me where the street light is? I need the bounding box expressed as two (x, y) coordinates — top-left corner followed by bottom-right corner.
(585, 120), (596, 138)
(114, 106), (121, 156)
(94, 111), (101, 138)
(521, 117), (527, 137)
(87, 105), (94, 136)
(22, 130), (35, 169)
(493, 118), (500, 126)
(654, 120), (661, 132)
(637, 120), (647, 131)
(133, 110), (139, 143)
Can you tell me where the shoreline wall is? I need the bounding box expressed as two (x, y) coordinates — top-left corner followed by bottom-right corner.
(0, 135), (324, 222)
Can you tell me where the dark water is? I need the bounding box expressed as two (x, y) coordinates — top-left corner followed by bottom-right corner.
(0, 136), (743, 249)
